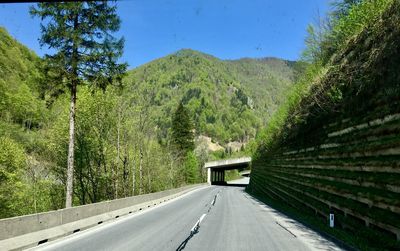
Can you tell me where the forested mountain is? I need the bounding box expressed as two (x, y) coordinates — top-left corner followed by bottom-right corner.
(0, 27), (45, 130)
(0, 25), (296, 218)
(124, 49), (299, 144)
(225, 57), (306, 122)
(0, 27), (53, 217)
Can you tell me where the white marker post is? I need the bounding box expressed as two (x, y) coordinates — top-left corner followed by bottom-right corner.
(329, 214), (334, 228)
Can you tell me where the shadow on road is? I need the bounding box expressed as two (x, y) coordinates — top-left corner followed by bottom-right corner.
(241, 189), (354, 251)
(213, 183), (247, 187)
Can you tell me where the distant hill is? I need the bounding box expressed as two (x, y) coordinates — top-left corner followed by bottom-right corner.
(124, 49), (300, 144)
(0, 26), (45, 130)
(0, 25), (300, 217)
(225, 57), (304, 122)
(0, 25), (300, 146)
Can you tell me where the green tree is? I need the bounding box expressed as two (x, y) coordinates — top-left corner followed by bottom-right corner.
(31, 1), (126, 208)
(0, 137), (26, 218)
(183, 151), (199, 184)
(171, 103), (195, 156)
(331, 0), (362, 20)
(302, 0), (392, 64)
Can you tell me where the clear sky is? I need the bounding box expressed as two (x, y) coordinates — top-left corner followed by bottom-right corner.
(0, 0), (331, 69)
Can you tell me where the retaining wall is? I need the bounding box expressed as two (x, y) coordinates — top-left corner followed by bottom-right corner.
(249, 1), (400, 249)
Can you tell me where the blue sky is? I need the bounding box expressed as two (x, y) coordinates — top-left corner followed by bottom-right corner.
(0, 0), (331, 69)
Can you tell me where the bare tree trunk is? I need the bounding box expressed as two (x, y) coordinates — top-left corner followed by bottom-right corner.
(132, 143), (136, 196)
(32, 168), (37, 213)
(146, 135), (151, 193)
(115, 106), (121, 199)
(139, 146), (143, 195)
(146, 153), (151, 193)
(66, 83), (76, 208)
(169, 154), (174, 188)
(122, 135), (128, 197)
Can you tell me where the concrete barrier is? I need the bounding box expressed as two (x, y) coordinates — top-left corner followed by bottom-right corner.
(0, 184), (206, 250)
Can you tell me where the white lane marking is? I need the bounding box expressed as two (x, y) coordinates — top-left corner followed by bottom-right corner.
(29, 185), (212, 251)
(199, 213), (206, 223)
(190, 220), (200, 233)
(190, 213), (207, 233)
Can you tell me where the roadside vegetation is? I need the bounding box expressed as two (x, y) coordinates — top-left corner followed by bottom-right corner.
(0, 1), (297, 218)
(248, 0), (399, 250)
(1, 0), (392, 224)
(252, 0), (394, 157)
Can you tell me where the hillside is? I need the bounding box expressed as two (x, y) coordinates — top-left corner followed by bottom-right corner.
(0, 26), (298, 148)
(0, 27), (45, 130)
(0, 25), (298, 217)
(124, 49), (298, 144)
(225, 57), (302, 121)
(0, 27), (52, 218)
(249, 0), (400, 249)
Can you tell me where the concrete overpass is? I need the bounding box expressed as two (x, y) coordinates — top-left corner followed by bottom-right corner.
(204, 157), (251, 185)
(239, 170), (251, 177)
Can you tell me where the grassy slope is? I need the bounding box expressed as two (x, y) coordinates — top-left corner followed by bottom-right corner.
(248, 1), (400, 250)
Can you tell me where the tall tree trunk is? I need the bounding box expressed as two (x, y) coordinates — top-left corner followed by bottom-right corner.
(169, 154), (174, 188)
(122, 154), (128, 197)
(66, 83), (76, 208)
(122, 132), (129, 197)
(139, 145), (143, 195)
(146, 135), (151, 193)
(78, 144), (85, 205)
(66, 12), (79, 208)
(115, 106), (121, 199)
(147, 155), (151, 193)
(132, 143), (136, 196)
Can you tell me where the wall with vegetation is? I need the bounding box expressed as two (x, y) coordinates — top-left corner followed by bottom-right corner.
(249, 1), (400, 249)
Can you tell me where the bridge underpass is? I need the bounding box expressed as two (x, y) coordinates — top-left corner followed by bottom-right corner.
(1, 157), (344, 250)
(204, 157), (251, 185)
(3, 156), (343, 250)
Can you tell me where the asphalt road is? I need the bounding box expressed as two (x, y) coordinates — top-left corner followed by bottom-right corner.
(227, 177), (249, 185)
(33, 185), (343, 251)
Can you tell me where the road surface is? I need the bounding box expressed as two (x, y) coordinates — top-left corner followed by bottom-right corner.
(227, 176), (249, 185)
(32, 185), (343, 251)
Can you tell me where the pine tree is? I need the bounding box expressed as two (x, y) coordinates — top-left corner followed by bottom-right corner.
(171, 103), (194, 156)
(30, 1), (126, 208)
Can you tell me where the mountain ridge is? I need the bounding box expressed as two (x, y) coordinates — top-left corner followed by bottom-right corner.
(124, 47), (299, 144)
(130, 48), (296, 69)
(1, 26), (299, 145)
